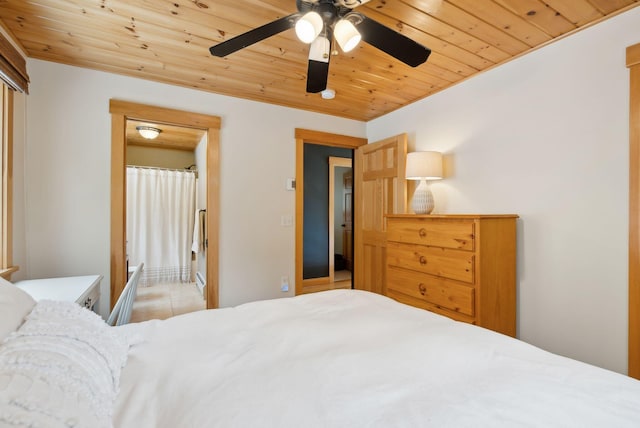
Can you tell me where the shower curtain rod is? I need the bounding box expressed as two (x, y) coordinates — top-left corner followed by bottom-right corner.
(127, 165), (198, 174)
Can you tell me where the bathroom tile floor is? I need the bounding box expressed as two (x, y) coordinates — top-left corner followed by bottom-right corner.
(130, 282), (205, 322)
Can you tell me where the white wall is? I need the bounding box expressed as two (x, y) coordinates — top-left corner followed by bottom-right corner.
(22, 59), (365, 316)
(367, 7), (640, 374)
(126, 145), (195, 169)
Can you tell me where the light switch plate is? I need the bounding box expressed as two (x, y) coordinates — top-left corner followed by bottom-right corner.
(280, 215), (293, 227)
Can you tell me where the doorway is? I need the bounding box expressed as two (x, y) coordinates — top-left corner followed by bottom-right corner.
(294, 129), (367, 295)
(110, 100), (220, 311)
(329, 157), (352, 286)
(125, 121), (207, 320)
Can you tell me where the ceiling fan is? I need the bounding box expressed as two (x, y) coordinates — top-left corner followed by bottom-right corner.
(209, 0), (431, 94)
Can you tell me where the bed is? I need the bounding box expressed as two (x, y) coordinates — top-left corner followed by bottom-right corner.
(2, 280), (640, 427)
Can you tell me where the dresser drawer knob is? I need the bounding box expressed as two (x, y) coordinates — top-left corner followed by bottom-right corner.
(418, 283), (426, 295)
(418, 228), (427, 238)
(419, 256), (427, 265)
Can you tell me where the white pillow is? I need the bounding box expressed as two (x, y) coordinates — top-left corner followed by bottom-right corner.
(0, 300), (134, 428)
(0, 277), (35, 342)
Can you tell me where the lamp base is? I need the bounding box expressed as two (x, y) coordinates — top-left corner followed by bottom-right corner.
(411, 180), (434, 215)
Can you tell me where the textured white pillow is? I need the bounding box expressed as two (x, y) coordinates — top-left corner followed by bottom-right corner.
(0, 277), (35, 343)
(0, 300), (135, 428)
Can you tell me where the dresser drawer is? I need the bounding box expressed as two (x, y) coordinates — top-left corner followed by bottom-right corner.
(386, 265), (475, 316)
(387, 241), (474, 284)
(387, 289), (475, 324)
(387, 218), (474, 251)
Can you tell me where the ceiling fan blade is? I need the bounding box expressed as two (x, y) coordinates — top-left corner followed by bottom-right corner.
(210, 13), (299, 57)
(307, 60), (330, 93)
(306, 35), (331, 93)
(355, 14), (431, 67)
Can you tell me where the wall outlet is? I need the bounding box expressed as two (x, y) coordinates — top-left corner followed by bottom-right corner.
(281, 275), (289, 292)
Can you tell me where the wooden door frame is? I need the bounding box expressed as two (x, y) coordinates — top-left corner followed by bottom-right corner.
(328, 156), (352, 283)
(110, 100), (221, 310)
(628, 42), (640, 379)
(295, 129), (367, 295)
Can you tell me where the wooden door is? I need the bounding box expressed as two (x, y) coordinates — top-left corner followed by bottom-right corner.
(353, 134), (408, 294)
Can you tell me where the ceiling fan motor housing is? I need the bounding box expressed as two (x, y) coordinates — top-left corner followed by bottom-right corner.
(297, 0), (369, 25)
(336, 0), (371, 8)
(298, 0), (371, 9)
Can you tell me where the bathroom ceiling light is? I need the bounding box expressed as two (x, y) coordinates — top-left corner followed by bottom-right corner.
(136, 126), (162, 140)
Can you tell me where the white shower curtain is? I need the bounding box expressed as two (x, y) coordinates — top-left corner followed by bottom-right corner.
(127, 167), (196, 286)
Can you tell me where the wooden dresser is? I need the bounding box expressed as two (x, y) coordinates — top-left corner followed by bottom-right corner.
(385, 214), (518, 337)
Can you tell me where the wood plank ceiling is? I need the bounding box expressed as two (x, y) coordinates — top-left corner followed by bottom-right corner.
(126, 119), (205, 150)
(0, 0), (638, 121)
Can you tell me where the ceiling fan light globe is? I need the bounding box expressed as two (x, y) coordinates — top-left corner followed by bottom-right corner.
(334, 19), (361, 52)
(295, 12), (323, 44)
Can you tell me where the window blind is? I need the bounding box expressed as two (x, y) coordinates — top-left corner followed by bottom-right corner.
(0, 32), (28, 93)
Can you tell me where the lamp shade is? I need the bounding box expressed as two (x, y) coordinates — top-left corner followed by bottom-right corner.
(334, 19), (361, 52)
(295, 11), (323, 44)
(406, 151), (443, 180)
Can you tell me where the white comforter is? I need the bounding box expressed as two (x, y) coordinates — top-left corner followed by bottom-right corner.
(114, 290), (640, 427)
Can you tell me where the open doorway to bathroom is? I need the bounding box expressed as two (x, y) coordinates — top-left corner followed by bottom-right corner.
(125, 120), (207, 321)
